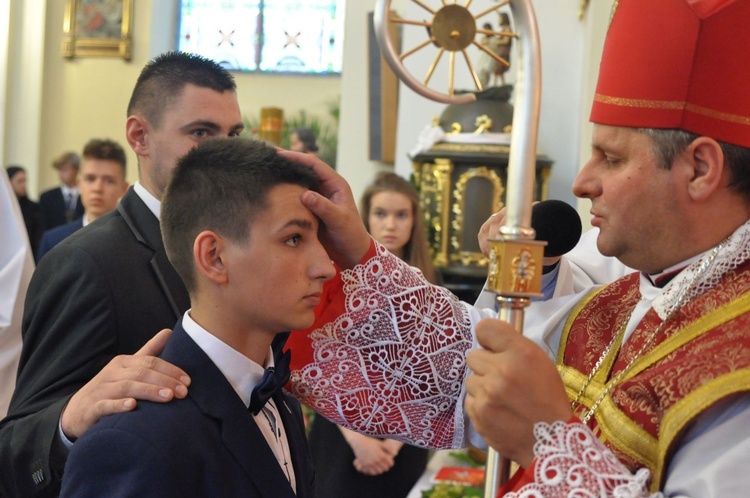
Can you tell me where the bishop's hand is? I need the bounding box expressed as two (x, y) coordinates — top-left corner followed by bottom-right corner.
(465, 318), (572, 468)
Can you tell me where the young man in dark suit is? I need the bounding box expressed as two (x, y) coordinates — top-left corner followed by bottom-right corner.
(38, 152), (84, 232)
(36, 138), (129, 261)
(0, 52), (244, 497)
(61, 138), (331, 497)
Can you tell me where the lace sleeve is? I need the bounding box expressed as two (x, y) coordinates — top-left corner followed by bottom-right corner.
(505, 421), (663, 498)
(289, 242), (474, 449)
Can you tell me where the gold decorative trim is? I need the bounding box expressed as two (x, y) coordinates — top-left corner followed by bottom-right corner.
(622, 291), (750, 382)
(559, 366), (659, 471)
(62, 0), (134, 60)
(450, 167), (503, 267)
(594, 94), (686, 111)
(416, 160), (454, 267)
(558, 289), (750, 489)
(595, 396), (658, 471)
(430, 143), (512, 154)
(655, 368), (750, 490)
(556, 286), (607, 364)
(594, 94), (750, 126)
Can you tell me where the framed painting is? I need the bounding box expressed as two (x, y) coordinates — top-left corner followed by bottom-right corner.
(62, 0), (134, 59)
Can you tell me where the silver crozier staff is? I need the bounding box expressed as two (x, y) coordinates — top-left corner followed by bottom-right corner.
(482, 1), (544, 496)
(374, 1), (545, 496)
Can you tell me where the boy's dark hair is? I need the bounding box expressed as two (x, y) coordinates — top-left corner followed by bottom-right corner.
(82, 138), (127, 176)
(161, 138), (321, 293)
(127, 52), (236, 128)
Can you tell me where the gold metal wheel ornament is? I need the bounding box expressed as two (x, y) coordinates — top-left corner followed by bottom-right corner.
(374, 0), (518, 104)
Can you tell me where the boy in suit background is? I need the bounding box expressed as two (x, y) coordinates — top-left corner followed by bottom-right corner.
(60, 137), (335, 497)
(38, 151), (84, 232)
(37, 138), (128, 261)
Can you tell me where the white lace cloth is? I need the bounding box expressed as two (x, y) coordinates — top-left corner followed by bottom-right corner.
(291, 242), (473, 449)
(506, 422), (663, 498)
(654, 219), (750, 319)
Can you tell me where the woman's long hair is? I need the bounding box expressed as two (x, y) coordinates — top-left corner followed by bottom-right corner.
(359, 172), (438, 284)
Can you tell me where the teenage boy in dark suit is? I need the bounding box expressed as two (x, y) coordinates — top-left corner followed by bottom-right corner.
(61, 138), (333, 497)
(0, 52), (244, 497)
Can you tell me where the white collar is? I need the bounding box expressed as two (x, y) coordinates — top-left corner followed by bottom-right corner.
(181, 310), (274, 409)
(133, 181), (161, 220)
(652, 218), (750, 319)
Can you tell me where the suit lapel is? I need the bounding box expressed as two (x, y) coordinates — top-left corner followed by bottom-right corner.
(163, 323), (299, 498)
(274, 392), (313, 498)
(117, 188), (190, 319)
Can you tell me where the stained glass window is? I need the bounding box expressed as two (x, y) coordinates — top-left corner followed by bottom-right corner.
(177, 0), (345, 74)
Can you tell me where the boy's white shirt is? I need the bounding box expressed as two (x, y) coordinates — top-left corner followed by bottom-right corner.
(182, 311), (297, 492)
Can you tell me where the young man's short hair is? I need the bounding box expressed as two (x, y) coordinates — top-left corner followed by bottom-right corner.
(127, 51), (237, 129)
(82, 138), (127, 176)
(52, 151), (81, 170)
(161, 137), (321, 292)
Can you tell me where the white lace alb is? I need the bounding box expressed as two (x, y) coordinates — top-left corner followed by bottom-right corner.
(291, 242), (473, 449)
(654, 218), (750, 319)
(505, 422), (664, 498)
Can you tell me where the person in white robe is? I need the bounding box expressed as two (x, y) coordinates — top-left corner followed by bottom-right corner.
(0, 170), (35, 417)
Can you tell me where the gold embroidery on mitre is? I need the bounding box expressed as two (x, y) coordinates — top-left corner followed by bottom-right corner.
(594, 94), (750, 126)
(686, 103), (750, 126)
(594, 94), (686, 111)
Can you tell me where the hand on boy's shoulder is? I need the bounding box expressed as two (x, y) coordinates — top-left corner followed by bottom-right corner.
(60, 329), (190, 441)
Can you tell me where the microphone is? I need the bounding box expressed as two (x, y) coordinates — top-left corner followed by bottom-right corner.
(531, 200), (582, 258)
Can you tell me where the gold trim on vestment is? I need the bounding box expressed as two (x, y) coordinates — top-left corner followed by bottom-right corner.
(556, 285), (606, 365)
(594, 94), (750, 126)
(653, 367), (750, 491)
(558, 287), (750, 492)
(622, 291), (750, 382)
(559, 366), (658, 470)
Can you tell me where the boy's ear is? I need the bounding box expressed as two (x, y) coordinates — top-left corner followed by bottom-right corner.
(685, 136), (725, 202)
(193, 231), (228, 285)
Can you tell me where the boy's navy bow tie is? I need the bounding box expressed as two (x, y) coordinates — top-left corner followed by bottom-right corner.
(249, 349), (291, 415)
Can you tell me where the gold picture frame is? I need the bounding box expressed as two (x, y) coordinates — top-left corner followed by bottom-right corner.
(62, 0), (134, 60)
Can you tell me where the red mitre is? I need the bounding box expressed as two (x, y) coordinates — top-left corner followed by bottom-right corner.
(590, 0), (750, 148)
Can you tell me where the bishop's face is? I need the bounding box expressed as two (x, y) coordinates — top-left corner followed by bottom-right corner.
(572, 124), (685, 273)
